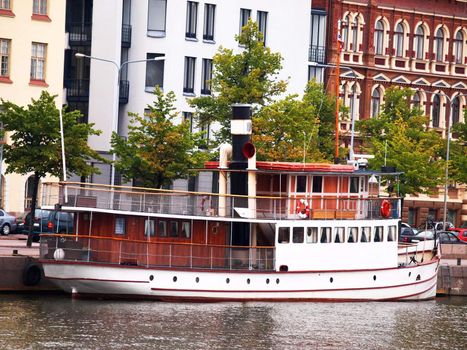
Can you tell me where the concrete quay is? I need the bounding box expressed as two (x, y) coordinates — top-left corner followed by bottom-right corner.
(437, 243), (467, 296)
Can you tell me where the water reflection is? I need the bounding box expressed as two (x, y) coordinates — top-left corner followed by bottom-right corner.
(0, 294), (465, 350)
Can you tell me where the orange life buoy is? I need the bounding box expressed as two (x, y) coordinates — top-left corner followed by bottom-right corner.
(296, 199), (310, 219)
(380, 199), (391, 218)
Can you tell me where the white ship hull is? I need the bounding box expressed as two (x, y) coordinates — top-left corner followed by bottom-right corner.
(42, 258), (438, 302)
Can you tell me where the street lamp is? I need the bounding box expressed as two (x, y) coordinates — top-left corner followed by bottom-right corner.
(75, 53), (165, 187)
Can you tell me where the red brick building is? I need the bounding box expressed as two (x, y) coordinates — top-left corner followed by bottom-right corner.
(309, 0), (467, 227)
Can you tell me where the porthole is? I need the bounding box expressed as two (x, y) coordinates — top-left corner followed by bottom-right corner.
(247, 278), (251, 284)
(330, 277), (334, 283)
(266, 278), (270, 284)
(195, 277), (199, 283)
(173, 276), (177, 282)
(226, 278), (230, 284)
(373, 275), (377, 281)
(276, 278), (280, 284)
(149, 275), (154, 281)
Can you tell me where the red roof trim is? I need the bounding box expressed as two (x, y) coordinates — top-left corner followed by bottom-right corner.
(204, 161), (354, 173)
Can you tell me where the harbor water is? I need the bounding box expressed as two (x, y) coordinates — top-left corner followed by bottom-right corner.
(0, 294), (465, 350)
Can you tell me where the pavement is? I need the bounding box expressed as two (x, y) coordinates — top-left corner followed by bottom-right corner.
(0, 234), (40, 258)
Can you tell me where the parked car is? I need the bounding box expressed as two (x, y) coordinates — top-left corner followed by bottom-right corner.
(449, 228), (467, 242)
(399, 223), (418, 243)
(436, 231), (467, 244)
(412, 230), (435, 241)
(0, 209), (17, 235)
(16, 209), (73, 242)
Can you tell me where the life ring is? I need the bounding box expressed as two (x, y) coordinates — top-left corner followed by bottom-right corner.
(22, 262), (42, 286)
(380, 199), (391, 218)
(296, 199), (310, 219)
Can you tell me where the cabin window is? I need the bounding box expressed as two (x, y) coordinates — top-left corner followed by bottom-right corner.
(158, 220), (167, 237)
(348, 227), (358, 243)
(361, 227), (371, 242)
(169, 221), (179, 237)
(278, 227), (290, 243)
(115, 217), (126, 235)
(350, 177), (359, 193)
(312, 176), (323, 193)
(292, 227), (304, 243)
(144, 219), (155, 237)
(374, 226), (383, 242)
(181, 221), (191, 239)
(296, 176), (307, 193)
(320, 227), (331, 243)
(387, 225), (396, 242)
(306, 227), (318, 243)
(334, 227), (345, 243)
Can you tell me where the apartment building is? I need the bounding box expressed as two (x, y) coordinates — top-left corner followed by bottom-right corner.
(310, 0), (467, 226)
(0, 0), (65, 213)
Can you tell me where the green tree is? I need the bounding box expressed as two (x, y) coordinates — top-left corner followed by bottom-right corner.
(111, 87), (209, 189)
(252, 80), (336, 162)
(357, 87), (445, 196)
(0, 91), (104, 246)
(449, 118), (467, 184)
(190, 19), (287, 144)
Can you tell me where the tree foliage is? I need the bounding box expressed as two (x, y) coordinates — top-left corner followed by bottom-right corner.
(449, 116), (467, 184)
(189, 19), (287, 144)
(357, 87), (445, 196)
(111, 87), (209, 189)
(0, 91), (104, 246)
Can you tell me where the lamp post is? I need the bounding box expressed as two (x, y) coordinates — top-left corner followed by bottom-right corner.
(75, 53), (165, 187)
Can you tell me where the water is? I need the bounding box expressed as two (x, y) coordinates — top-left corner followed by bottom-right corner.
(0, 294), (466, 350)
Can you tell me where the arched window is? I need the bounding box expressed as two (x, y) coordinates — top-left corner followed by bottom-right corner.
(413, 92), (421, 108)
(435, 28), (444, 61)
(24, 175), (35, 210)
(371, 88), (381, 117)
(352, 17), (359, 52)
(454, 31), (464, 64)
(374, 20), (384, 55)
(414, 26), (424, 59)
(394, 23), (404, 57)
(432, 94), (441, 127)
(452, 96), (460, 125)
(342, 15), (350, 51)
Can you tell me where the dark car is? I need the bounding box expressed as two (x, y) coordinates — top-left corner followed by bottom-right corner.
(399, 223), (418, 243)
(17, 209), (73, 242)
(436, 231), (467, 244)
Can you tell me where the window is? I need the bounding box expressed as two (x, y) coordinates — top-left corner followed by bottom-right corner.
(414, 26), (424, 59)
(349, 177), (359, 193)
(388, 226), (396, 242)
(334, 227), (344, 243)
(181, 221), (191, 239)
(351, 17), (359, 52)
(201, 58), (212, 95)
(348, 227), (358, 243)
(239, 8), (251, 34)
(452, 96), (460, 124)
(296, 176), (307, 193)
(278, 227), (290, 243)
(310, 10), (326, 63)
(33, 0), (47, 15)
(185, 1), (198, 39)
(183, 112), (194, 133)
(374, 226), (383, 242)
(183, 56), (196, 94)
(257, 11), (268, 43)
(169, 220), (178, 237)
(115, 218), (126, 235)
(374, 20), (384, 55)
(432, 94), (440, 128)
(413, 92), (421, 108)
(145, 53), (164, 91)
(341, 14), (350, 50)
(408, 208), (416, 226)
(361, 227), (371, 242)
(371, 88), (381, 117)
(292, 227), (304, 243)
(308, 66), (324, 83)
(394, 23), (404, 57)
(203, 4), (215, 41)
(454, 31), (463, 64)
(320, 227), (331, 243)
(0, 0), (11, 10)
(147, 0), (167, 37)
(144, 219), (155, 237)
(306, 227), (318, 243)
(434, 28), (444, 61)
(312, 176), (322, 193)
(158, 220), (167, 237)
(30, 42), (46, 81)
(0, 39), (10, 78)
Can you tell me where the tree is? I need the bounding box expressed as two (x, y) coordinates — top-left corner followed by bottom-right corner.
(190, 19), (287, 145)
(252, 80), (336, 162)
(111, 87), (209, 189)
(357, 87), (445, 197)
(449, 119), (467, 185)
(0, 91), (104, 246)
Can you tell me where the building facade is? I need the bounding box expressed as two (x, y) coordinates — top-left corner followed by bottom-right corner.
(0, 0), (65, 213)
(310, 0), (467, 227)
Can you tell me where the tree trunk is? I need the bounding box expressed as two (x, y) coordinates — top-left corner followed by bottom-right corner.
(26, 172), (40, 248)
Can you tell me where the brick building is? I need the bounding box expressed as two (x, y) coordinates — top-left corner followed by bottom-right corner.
(309, 0), (467, 227)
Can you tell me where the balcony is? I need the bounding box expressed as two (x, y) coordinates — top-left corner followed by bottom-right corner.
(121, 24), (132, 48)
(67, 22), (92, 46)
(65, 79), (90, 102)
(309, 45), (326, 63)
(119, 80), (129, 104)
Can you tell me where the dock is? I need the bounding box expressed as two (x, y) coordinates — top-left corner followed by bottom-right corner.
(437, 243), (467, 296)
